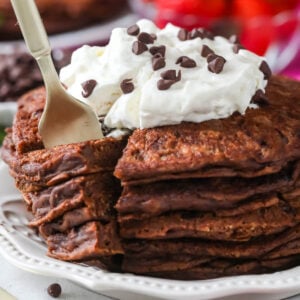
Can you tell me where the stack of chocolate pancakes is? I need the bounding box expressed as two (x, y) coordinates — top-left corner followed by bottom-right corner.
(1, 87), (127, 270)
(114, 75), (300, 279)
(2, 75), (300, 280)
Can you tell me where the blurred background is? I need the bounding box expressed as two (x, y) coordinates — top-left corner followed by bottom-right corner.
(0, 0), (300, 144)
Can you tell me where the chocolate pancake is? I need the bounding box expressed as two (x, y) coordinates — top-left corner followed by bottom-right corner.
(0, 0), (127, 40)
(119, 201), (299, 241)
(122, 255), (300, 280)
(115, 76), (300, 185)
(45, 221), (123, 261)
(6, 136), (126, 192)
(116, 161), (300, 220)
(123, 224), (300, 260)
(26, 172), (120, 227)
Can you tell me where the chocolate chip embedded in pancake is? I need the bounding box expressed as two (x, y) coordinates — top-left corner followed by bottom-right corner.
(115, 76), (300, 185)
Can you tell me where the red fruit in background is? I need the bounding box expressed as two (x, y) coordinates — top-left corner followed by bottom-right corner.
(155, 0), (226, 29)
(240, 16), (276, 55)
(266, 0), (299, 15)
(233, 0), (273, 19)
(155, 0), (226, 18)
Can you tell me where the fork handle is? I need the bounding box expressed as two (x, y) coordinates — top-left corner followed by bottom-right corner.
(10, 0), (50, 59)
(10, 0), (62, 91)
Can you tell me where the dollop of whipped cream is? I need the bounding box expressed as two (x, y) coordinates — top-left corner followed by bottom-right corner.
(60, 19), (269, 130)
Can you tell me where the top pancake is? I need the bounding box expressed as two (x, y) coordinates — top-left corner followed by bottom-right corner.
(115, 76), (300, 185)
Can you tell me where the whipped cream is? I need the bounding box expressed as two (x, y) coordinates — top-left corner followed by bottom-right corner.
(60, 19), (268, 130)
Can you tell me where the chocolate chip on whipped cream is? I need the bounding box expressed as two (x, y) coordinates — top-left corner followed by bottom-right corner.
(127, 24), (140, 36)
(177, 28), (189, 41)
(201, 45), (214, 57)
(152, 53), (166, 70)
(81, 79), (97, 97)
(138, 32), (155, 44)
(158, 69), (181, 90)
(207, 54), (226, 74)
(188, 28), (204, 39)
(176, 56), (196, 68)
(232, 43), (245, 54)
(259, 61), (272, 80)
(120, 79), (134, 94)
(132, 40), (148, 55)
(149, 45), (166, 57)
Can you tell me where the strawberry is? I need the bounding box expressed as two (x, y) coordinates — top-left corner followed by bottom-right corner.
(155, 0), (226, 18)
(233, 0), (273, 20)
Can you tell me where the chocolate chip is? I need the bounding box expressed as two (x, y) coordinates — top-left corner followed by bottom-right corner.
(127, 24), (140, 36)
(176, 56), (196, 68)
(157, 70), (181, 90)
(149, 45), (166, 57)
(202, 29), (215, 40)
(47, 283), (62, 298)
(232, 43), (244, 54)
(259, 61), (272, 80)
(132, 41), (148, 55)
(98, 115), (114, 136)
(81, 79), (97, 97)
(251, 89), (269, 106)
(157, 79), (176, 90)
(120, 79), (134, 94)
(150, 33), (157, 41)
(178, 28), (189, 41)
(229, 34), (240, 44)
(206, 53), (218, 63)
(152, 54), (166, 71)
(138, 32), (155, 44)
(201, 45), (214, 57)
(161, 69), (181, 81)
(207, 54), (226, 74)
(188, 28), (204, 39)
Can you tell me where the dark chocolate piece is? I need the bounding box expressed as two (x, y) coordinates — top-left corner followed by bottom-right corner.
(47, 283), (62, 298)
(152, 54), (166, 71)
(157, 70), (181, 90)
(149, 45), (166, 57)
(260, 61), (272, 80)
(176, 56), (196, 68)
(138, 32), (155, 44)
(120, 79), (134, 94)
(127, 24), (140, 36)
(201, 45), (214, 57)
(81, 79), (97, 98)
(132, 41), (148, 55)
(178, 28), (189, 41)
(251, 89), (269, 106)
(188, 28), (204, 39)
(233, 43), (244, 54)
(207, 54), (226, 74)
(161, 70), (181, 81)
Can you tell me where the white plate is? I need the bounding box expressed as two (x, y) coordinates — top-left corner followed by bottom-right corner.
(1, 160), (300, 300)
